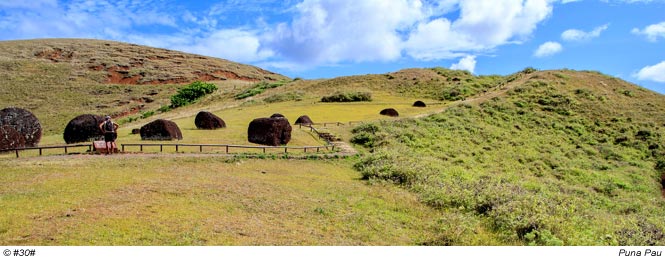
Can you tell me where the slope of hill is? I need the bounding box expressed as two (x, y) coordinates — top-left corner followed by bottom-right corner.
(352, 69), (665, 245)
(0, 39), (289, 135)
(0, 39), (286, 84)
(293, 67), (504, 100)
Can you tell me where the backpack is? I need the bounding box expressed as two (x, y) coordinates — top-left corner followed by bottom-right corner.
(104, 120), (114, 132)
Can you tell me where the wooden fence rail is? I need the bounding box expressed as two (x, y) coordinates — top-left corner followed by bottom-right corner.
(120, 143), (335, 154)
(0, 144), (93, 158)
(1, 143), (335, 158)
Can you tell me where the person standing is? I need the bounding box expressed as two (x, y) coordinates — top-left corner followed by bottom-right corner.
(98, 115), (119, 154)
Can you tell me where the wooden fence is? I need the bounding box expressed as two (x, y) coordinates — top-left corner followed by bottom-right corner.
(0, 121), (363, 158)
(120, 143), (335, 154)
(0, 142), (335, 158)
(0, 144), (93, 158)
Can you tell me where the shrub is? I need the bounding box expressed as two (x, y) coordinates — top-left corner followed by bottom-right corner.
(321, 92), (372, 102)
(351, 123), (380, 134)
(656, 159), (665, 172)
(263, 91), (304, 103)
(170, 81), (218, 108)
(157, 105), (172, 113)
(141, 111), (155, 119)
(521, 67), (538, 74)
(350, 123), (384, 148)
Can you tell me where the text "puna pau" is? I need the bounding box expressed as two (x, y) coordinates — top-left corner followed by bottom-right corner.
(618, 249), (662, 257)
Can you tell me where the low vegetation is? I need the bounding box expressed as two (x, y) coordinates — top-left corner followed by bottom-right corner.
(263, 91), (304, 103)
(235, 81), (288, 100)
(320, 92), (372, 102)
(351, 71), (665, 245)
(170, 81), (218, 108)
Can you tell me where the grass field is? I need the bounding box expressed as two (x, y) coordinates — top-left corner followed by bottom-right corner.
(0, 76), (451, 245)
(0, 157), (440, 245)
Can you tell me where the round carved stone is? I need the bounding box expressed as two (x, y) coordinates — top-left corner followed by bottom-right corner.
(63, 114), (105, 144)
(413, 101), (426, 107)
(379, 108), (399, 117)
(247, 117), (292, 146)
(195, 111), (226, 130)
(0, 125), (26, 150)
(0, 107), (42, 147)
(140, 119), (183, 140)
(295, 115), (313, 125)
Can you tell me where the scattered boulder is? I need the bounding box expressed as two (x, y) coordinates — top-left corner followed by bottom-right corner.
(270, 113), (286, 119)
(247, 117), (292, 146)
(295, 115), (313, 125)
(380, 108), (399, 117)
(140, 119), (183, 140)
(413, 101), (427, 107)
(131, 128), (140, 134)
(0, 107), (42, 147)
(0, 125), (26, 150)
(63, 114), (105, 144)
(195, 111), (226, 130)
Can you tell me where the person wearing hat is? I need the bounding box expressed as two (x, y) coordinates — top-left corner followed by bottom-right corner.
(98, 115), (119, 154)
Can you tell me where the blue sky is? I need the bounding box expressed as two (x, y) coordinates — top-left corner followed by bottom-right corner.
(1, 0), (664, 93)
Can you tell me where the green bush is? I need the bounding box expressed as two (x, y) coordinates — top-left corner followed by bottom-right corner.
(141, 111), (155, 119)
(157, 105), (172, 113)
(320, 92), (372, 102)
(170, 81), (218, 108)
(350, 123), (380, 148)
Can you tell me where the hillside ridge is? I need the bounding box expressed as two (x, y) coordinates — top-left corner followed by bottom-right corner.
(0, 38), (288, 84)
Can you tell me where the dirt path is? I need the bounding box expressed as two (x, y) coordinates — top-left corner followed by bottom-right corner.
(413, 73), (529, 119)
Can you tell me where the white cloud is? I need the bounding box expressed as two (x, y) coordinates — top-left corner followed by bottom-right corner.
(634, 61), (665, 82)
(267, 0), (556, 64)
(405, 0), (554, 60)
(632, 21), (665, 42)
(0, 0), (560, 68)
(264, 0), (424, 64)
(403, 18), (478, 60)
(534, 41), (562, 57)
(450, 55), (477, 73)
(0, 0), (178, 40)
(172, 29), (273, 63)
(561, 24), (609, 42)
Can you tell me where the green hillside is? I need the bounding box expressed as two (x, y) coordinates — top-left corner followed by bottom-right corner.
(352, 69), (665, 245)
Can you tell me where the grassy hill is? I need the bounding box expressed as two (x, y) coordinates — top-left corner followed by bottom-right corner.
(0, 39), (289, 135)
(2, 39), (665, 246)
(352, 69), (665, 245)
